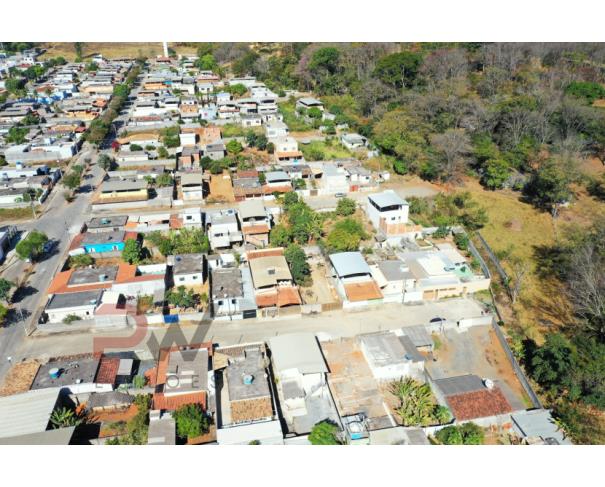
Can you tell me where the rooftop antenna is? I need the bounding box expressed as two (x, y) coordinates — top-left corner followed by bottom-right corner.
(162, 42), (169, 58)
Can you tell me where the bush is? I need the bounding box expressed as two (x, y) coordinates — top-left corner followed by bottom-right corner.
(284, 244), (311, 286)
(68, 254), (94, 269)
(226, 139), (243, 155)
(129, 143), (143, 152)
(326, 218), (368, 252)
(436, 426), (463, 445)
(122, 238), (143, 264)
(435, 423), (484, 445)
(62, 314), (80, 324)
(453, 232), (469, 251)
(309, 421), (341, 445)
(173, 403), (210, 440)
(335, 197), (356, 216)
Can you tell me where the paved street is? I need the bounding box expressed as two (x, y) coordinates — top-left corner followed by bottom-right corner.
(0, 145), (104, 382)
(10, 298), (486, 363)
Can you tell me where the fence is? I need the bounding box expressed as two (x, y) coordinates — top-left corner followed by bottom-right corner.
(490, 317), (542, 409)
(476, 232), (509, 284)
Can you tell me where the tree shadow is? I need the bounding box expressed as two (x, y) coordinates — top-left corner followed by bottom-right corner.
(11, 285), (38, 304)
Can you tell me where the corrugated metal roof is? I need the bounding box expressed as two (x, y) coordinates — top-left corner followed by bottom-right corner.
(0, 388), (62, 438)
(330, 252), (371, 278)
(369, 190), (407, 208)
(269, 333), (328, 374)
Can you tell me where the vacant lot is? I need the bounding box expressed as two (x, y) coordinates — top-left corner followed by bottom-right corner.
(207, 171), (235, 203)
(427, 325), (531, 411)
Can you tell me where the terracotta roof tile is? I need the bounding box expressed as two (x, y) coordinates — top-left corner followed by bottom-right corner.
(343, 280), (383, 302)
(446, 388), (513, 421)
(96, 357), (120, 385)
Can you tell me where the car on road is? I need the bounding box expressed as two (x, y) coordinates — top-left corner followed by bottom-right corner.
(335, 192), (347, 198)
(42, 240), (55, 254)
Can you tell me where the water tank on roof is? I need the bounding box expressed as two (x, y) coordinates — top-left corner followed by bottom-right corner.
(48, 367), (61, 379)
(243, 374), (254, 385)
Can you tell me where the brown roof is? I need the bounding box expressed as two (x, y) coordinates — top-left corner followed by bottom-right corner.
(241, 224), (270, 235)
(230, 397), (273, 423)
(152, 343), (212, 411)
(446, 388), (513, 421)
(343, 280), (383, 302)
(48, 269), (113, 295)
(277, 287), (301, 307)
(96, 357), (120, 385)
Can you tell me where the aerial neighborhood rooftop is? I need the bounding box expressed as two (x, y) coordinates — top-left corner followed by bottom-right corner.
(0, 40), (596, 450)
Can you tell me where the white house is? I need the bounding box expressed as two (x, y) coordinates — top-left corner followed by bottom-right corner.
(45, 289), (104, 323)
(205, 209), (243, 249)
(358, 331), (425, 382)
(341, 133), (368, 150)
(366, 190), (417, 245)
(296, 97), (324, 112)
(265, 120), (289, 139)
(268, 333), (336, 434)
(172, 253), (204, 287)
(319, 164), (348, 195)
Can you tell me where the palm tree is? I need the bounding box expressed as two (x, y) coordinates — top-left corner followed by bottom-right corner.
(50, 407), (83, 429)
(389, 377), (435, 426)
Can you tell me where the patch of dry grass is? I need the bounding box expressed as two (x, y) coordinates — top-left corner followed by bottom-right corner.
(40, 42), (197, 61)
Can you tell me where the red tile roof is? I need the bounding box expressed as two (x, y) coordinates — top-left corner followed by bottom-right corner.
(96, 357), (120, 385)
(446, 388), (513, 421)
(343, 280), (383, 302)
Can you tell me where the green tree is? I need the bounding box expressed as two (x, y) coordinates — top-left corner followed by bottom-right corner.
(432, 405), (452, 425)
(156, 173), (173, 187)
(284, 244), (311, 286)
(226, 139), (243, 155)
(307, 106), (323, 119)
(459, 422), (485, 445)
(16, 231), (48, 261)
(388, 377), (435, 427)
(436, 425), (464, 444)
(335, 197), (356, 216)
(227, 83), (247, 97)
(270, 224), (292, 247)
(531, 333), (576, 394)
(74, 42), (84, 61)
(0, 304), (8, 327)
(62, 172), (81, 193)
(157, 146), (169, 158)
(0, 279), (15, 302)
(173, 403), (210, 440)
(374, 51), (423, 88)
(166, 286), (198, 308)
(481, 157), (511, 190)
(309, 421), (341, 445)
(524, 160), (571, 217)
(565, 81), (605, 105)
(122, 238), (143, 264)
(5, 126), (28, 144)
(326, 218), (367, 253)
(196, 53), (218, 71)
(68, 254), (94, 269)
(98, 154), (114, 171)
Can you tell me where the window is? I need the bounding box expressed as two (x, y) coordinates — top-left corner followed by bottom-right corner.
(179, 277), (185, 282)
(231, 299), (236, 305)
(193, 275), (198, 280)
(218, 300), (223, 306)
